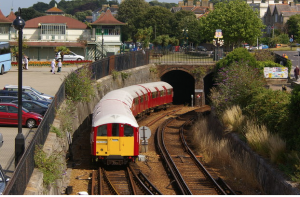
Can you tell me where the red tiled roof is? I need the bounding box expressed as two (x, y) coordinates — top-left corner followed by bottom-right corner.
(0, 9), (12, 23)
(45, 7), (64, 13)
(25, 15), (87, 29)
(92, 9), (125, 25)
(6, 10), (16, 22)
(10, 41), (83, 48)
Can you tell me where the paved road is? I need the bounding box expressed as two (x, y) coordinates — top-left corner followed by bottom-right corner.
(0, 65), (80, 174)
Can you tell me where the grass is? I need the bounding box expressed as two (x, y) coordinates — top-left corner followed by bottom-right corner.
(221, 105), (244, 133)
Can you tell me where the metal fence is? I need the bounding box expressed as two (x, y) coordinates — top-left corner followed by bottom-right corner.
(3, 50), (150, 195)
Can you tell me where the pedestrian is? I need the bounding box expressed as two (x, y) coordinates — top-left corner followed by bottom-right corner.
(23, 55), (29, 70)
(285, 54), (289, 59)
(294, 66), (299, 80)
(57, 59), (62, 72)
(51, 59), (56, 74)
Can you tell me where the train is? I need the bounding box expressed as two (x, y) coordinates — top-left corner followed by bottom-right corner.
(91, 81), (173, 165)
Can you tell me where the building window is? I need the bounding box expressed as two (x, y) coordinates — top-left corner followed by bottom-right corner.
(0, 25), (9, 34)
(275, 14), (277, 22)
(41, 24), (66, 35)
(96, 27), (120, 35)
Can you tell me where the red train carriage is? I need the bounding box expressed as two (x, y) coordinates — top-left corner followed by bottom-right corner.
(91, 81), (173, 165)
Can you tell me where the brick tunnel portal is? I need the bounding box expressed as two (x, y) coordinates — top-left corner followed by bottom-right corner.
(161, 70), (195, 105)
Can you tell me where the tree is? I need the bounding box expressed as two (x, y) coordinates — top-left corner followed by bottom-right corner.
(54, 46), (70, 62)
(199, 0), (265, 47)
(139, 6), (174, 40)
(31, 2), (50, 13)
(171, 10), (195, 39)
(117, 0), (150, 42)
(135, 27), (153, 48)
(286, 14), (300, 41)
(75, 10), (92, 22)
(15, 8), (45, 21)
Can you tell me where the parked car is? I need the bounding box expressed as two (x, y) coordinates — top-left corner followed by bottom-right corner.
(0, 90), (51, 106)
(0, 103), (43, 128)
(11, 100), (48, 116)
(196, 46), (207, 51)
(3, 85), (53, 100)
(55, 51), (84, 61)
(0, 96), (27, 103)
(0, 164), (9, 195)
(251, 44), (269, 50)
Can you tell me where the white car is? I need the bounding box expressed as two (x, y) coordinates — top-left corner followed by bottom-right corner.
(55, 51), (84, 61)
(3, 85), (54, 101)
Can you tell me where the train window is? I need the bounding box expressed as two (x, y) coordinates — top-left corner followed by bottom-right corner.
(160, 90), (164, 97)
(112, 124), (119, 136)
(134, 98), (138, 105)
(141, 95), (144, 103)
(97, 125), (107, 136)
(152, 92), (157, 99)
(145, 94), (148, 101)
(168, 89), (172, 95)
(124, 125), (134, 136)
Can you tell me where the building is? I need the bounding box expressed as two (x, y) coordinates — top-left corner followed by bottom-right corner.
(263, 0), (300, 35)
(92, 4), (119, 23)
(170, 0), (213, 18)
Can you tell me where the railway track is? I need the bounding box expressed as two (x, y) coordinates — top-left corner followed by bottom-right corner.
(156, 109), (236, 195)
(91, 163), (162, 195)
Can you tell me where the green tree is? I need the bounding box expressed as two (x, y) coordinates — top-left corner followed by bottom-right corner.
(49, 0), (58, 8)
(75, 10), (92, 22)
(31, 2), (50, 13)
(16, 8), (45, 21)
(200, 0), (265, 47)
(135, 27), (153, 48)
(140, 6), (174, 40)
(117, 0), (150, 42)
(286, 14), (300, 41)
(171, 10), (195, 39)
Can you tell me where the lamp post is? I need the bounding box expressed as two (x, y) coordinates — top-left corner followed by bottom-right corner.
(213, 29), (224, 61)
(101, 29), (104, 59)
(13, 7), (25, 167)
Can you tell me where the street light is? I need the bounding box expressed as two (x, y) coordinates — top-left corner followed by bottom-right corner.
(101, 29), (104, 59)
(13, 7), (25, 167)
(213, 29), (224, 61)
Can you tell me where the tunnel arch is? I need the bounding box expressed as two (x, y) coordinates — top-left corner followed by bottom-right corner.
(161, 70), (195, 105)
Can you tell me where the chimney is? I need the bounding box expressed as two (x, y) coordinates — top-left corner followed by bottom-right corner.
(282, 0), (288, 4)
(188, 0), (193, 6)
(289, 2), (295, 6)
(209, 2), (214, 10)
(196, 1), (201, 6)
(178, 1), (184, 6)
(202, 0), (209, 7)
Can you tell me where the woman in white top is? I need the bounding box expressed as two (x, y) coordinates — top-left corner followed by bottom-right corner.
(23, 55), (29, 70)
(51, 59), (56, 74)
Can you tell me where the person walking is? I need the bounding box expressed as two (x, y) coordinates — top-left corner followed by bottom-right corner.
(51, 59), (56, 74)
(23, 55), (29, 70)
(57, 59), (62, 72)
(294, 66), (299, 80)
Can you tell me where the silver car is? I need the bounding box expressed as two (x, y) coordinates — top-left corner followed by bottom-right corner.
(0, 165), (9, 195)
(3, 85), (53, 101)
(55, 51), (84, 61)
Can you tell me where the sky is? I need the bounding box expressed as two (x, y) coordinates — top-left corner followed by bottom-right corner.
(1, 0), (178, 17)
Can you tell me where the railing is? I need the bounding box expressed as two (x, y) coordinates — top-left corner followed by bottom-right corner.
(2, 50), (150, 195)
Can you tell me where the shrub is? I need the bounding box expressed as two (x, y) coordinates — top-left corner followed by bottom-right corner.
(215, 47), (256, 71)
(65, 65), (95, 102)
(253, 50), (275, 62)
(255, 60), (284, 75)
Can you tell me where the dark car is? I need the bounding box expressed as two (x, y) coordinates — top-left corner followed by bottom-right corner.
(0, 165), (9, 195)
(11, 100), (48, 116)
(0, 103), (43, 128)
(196, 46), (207, 51)
(0, 90), (51, 106)
(0, 96), (27, 103)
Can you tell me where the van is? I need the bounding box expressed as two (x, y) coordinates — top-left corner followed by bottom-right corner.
(276, 44), (288, 48)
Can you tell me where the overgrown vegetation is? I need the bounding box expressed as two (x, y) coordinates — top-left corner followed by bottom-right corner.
(65, 65), (95, 102)
(50, 125), (63, 138)
(34, 145), (65, 187)
(111, 70), (120, 80)
(208, 48), (300, 183)
(57, 99), (77, 135)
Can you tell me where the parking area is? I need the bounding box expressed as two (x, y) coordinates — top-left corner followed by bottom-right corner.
(0, 65), (80, 174)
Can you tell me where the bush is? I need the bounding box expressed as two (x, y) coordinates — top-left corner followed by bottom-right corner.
(215, 47), (256, 72)
(255, 60), (283, 73)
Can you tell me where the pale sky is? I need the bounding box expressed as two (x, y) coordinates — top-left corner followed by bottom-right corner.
(1, 0), (178, 17)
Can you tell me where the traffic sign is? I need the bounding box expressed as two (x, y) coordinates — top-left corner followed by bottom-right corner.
(139, 126), (151, 141)
(290, 38), (293, 42)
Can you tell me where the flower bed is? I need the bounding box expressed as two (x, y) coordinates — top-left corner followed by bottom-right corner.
(12, 60), (92, 66)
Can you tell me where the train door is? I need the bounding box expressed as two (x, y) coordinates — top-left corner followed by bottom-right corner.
(120, 124), (135, 155)
(154, 87), (159, 106)
(162, 86), (167, 104)
(108, 123), (121, 155)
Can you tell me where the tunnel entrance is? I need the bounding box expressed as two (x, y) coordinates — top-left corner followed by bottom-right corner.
(161, 70), (195, 105)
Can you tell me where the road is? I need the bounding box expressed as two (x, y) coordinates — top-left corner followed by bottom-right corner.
(0, 65), (80, 174)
